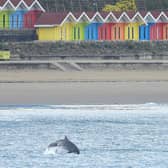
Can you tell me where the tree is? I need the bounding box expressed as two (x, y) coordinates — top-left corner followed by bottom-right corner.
(102, 0), (137, 12)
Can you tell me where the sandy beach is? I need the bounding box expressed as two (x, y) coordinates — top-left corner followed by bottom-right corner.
(0, 69), (168, 105)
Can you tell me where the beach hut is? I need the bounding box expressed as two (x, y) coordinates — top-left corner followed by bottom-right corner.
(84, 12), (103, 40)
(153, 11), (168, 40)
(35, 12), (76, 41)
(139, 11), (156, 40)
(59, 12), (76, 41)
(24, 10), (43, 29)
(10, 10), (27, 29)
(150, 23), (164, 40)
(0, 10), (11, 29)
(163, 24), (168, 40)
(98, 12), (117, 41)
(72, 12), (89, 41)
(139, 23), (153, 40)
(110, 12), (129, 41)
(35, 12), (68, 41)
(23, 0), (45, 28)
(124, 12), (144, 40)
(163, 12), (168, 40)
(150, 11), (163, 40)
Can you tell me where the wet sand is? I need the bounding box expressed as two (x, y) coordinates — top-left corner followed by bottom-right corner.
(0, 70), (168, 105)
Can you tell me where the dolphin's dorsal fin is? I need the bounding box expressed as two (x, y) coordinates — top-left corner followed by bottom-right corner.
(64, 136), (68, 141)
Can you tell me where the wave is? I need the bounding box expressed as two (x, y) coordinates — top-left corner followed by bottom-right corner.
(0, 102), (166, 110)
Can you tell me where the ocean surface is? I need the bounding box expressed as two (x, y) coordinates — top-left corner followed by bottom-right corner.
(0, 104), (168, 168)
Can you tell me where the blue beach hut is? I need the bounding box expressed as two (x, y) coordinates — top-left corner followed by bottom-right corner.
(84, 23), (102, 40)
(139, 11), (156, 41)
(10, 10), (27, 29)
(84, 12), (103, 40)
(139, 23), (154, 40)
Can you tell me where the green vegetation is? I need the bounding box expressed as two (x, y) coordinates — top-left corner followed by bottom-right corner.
(102, 0), (137, 12)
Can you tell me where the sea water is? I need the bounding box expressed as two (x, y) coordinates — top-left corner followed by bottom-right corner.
(0, 104), (168, 168)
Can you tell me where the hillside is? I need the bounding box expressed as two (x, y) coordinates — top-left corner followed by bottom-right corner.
(39, 0), (168, 12)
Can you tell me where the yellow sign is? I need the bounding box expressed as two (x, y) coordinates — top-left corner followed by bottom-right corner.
(0, 51), (10, 60)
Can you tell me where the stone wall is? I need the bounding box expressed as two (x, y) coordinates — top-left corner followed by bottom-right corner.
(0, 41), (168, 60)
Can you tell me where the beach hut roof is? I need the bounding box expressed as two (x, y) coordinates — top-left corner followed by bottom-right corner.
(112, 11), (123, 20)
(73, 11), (83, 19)
(0, 0), (7, 6)
(139, 11), (148, 17)
(60, 12), (76, 25)
(85, 11), (96, 19)
(151, 11), (162, 19)
(104, 12), (117, 22)
(35, 12), (69, 27)
(91, 12), (104, 22)
(11, 0), (22, 6)
(156, 11), (168, 22)
(29, 0), (45, 12)
(77, 12), (90, 22)
(99, 12), (109, 20)
(131, 11), (145, 23)
(118, 12), (130, 22)
(126, 11), (137, 19)
(144, 11), (156, 22)
(15, 0), (29, 10)
(0, 0), (44, 11)
(162, 11), (168, 18)
(1, 0), (15, 9)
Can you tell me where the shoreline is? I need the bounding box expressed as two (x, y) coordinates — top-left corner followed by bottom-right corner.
(0, 69), (168, 105)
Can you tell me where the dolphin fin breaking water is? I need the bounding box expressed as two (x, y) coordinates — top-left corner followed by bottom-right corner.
(48, 136), (80, 154)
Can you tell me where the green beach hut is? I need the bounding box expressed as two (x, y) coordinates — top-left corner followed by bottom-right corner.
(0, 10), (12, 29)
(72, 12), (90, 41)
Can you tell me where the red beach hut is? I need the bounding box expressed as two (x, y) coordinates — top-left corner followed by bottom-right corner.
(98, 23), (115, 40)
(150, 23), (164, 40)
(24, 10), (43, 29)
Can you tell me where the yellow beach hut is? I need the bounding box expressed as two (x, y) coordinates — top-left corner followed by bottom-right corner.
(35, 12), (76, 41)
(125, 12), (145, 40)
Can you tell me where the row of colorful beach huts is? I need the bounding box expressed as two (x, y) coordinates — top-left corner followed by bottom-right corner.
(0, 0), (44, 29)
(35, 11), (168, 41)
(1, 0), (168, 41)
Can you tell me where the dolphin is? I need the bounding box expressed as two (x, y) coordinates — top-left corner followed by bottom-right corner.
(48, 136), (80, 154)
